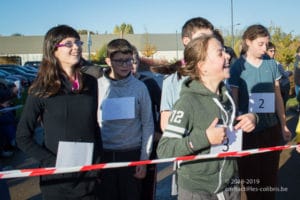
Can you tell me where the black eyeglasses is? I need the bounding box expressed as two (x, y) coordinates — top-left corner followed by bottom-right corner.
(56, 40), (84, 48)
(111, 58), (134, 66)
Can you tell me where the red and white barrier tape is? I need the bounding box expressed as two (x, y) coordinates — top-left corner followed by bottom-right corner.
(0, 144), (298, 179)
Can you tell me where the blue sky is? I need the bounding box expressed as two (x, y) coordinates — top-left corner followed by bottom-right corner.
(0, 0), (299, 36)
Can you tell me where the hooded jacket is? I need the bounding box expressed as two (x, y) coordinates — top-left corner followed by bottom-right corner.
(157, 78), (237, 194)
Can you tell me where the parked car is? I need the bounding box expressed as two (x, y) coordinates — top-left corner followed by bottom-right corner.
(0, 69), (30, 87)
(18, 66), (38, 74)
(1, 65), (37, 74)
(24, 61), (41, 68)
(0, 65), (36, 84)
(0, 78), (18, 104)
(22, 65), (38, 73)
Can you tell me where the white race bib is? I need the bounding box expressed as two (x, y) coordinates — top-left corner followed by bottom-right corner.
(248, 93), (275, 113)
(102, 97), (135, 120)
(210, 128), (242, 154)
(55, 141), (94, 167)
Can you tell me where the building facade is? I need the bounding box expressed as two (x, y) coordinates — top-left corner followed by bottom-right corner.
(0, 33), (184, 65)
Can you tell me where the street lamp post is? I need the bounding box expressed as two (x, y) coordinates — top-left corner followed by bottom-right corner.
(231, 0), (234, 48)
(176, 30), (179, 59)
(230, 0), (240, 48)
(87, 31), (92, 62)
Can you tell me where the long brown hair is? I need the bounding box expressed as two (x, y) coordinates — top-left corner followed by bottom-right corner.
(29, 25), (82, 97)
(240, 24), (270, 55)
(181, 35), (213, 81)
(150, 60), (183, 75)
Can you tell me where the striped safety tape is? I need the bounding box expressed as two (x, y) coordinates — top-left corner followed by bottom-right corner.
(0, 144), (298, 179)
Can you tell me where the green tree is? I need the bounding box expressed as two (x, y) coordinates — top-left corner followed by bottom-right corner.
(11, 33), (23, 36)
(124, 25), (133, 34)
(222, 29), (242, 56)
(77, 30), (95, 35)
(113, 26), (121, 34)
(113, 23), (134, 37)
(91, 44), (107, 64)
(141, 32), (157, 57)
(269, 26), (300, 67)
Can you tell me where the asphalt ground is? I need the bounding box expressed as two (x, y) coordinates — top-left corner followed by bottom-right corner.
(1, 106), (300, 200)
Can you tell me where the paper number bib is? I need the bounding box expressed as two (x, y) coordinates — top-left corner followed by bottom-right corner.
(248, 93), (275, 113)
(102, 97), (135, 120)
(210, 128), (242, 154)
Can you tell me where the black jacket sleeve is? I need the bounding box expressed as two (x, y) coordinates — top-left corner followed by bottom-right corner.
(16, 95), (56, 166)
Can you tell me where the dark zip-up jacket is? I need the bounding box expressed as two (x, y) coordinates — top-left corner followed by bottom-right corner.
(16, 73), (102, 198)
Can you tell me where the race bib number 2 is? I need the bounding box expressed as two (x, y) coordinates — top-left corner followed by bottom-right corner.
(248, 93), (275, 113)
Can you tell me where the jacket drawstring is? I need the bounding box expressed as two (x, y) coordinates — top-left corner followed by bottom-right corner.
(212, 91), (236, 195)
(212, 91), (236, 131)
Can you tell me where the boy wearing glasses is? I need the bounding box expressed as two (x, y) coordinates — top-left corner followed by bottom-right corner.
(97, 39), (154, 200)
(266, 42), (292, 108)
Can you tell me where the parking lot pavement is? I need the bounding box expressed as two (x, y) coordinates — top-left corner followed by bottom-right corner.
(156, 163), (177, 200)
(2, 149), (41, 200)
(1, 106), (300, 200)
(275, 107), (300, 200)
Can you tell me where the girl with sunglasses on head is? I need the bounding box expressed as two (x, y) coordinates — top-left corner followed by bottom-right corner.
(16, 25), (102, 200)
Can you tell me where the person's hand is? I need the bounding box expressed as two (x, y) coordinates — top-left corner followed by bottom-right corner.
(234, 113), (256, 133)
(296, 145), (300, 153)
(134, 165), (147, 179)
(206, 118), (227, 145)
(281, 125), (292, 142)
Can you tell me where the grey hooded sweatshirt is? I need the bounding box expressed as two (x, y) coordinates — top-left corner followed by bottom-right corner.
(97, 70), (154, 160)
